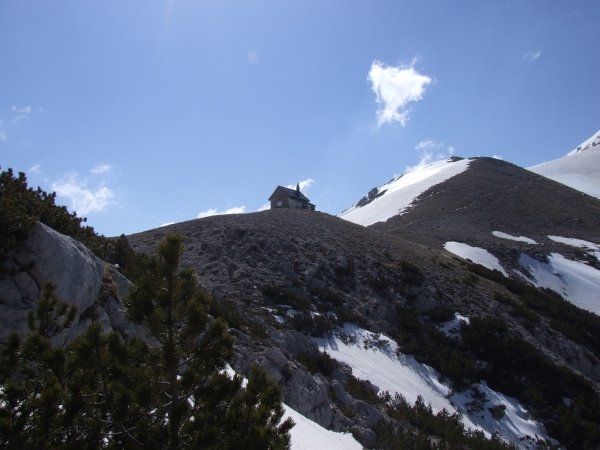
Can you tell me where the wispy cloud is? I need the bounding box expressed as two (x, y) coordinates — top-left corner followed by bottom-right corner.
(406, 140), (455, 173)
(10, 115), (28, 125)
(197, 206), (246, 219)
(52, 173), (115, 216)
(247, 51), (259, 65)
(523, 48), (543, 61)
(10, 106), (32, 126)
(286, 178), (314, 193)
(368, 60), (432, 126)
(415, 140), (443, 151)
(12, 106), (31, 114)
(91, 164), (112, 175)
(0, 120), (5, 142)
(28, 164), (41, 176)
(492, 155), (503, 160)
(160, 222), (175, 227)
(256, 202), (270, 212)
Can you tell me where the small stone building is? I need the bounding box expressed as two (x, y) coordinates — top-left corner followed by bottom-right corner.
(269, 184), (316, 210)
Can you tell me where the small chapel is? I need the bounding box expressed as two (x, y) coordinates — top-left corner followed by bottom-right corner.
(268, 184), (316, 211)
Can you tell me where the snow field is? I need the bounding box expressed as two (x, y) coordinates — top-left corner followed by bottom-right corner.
(444, 241), (508, 276)
(518, 253), (600, 316)
(547, 235), (600, 260)
(339, 158), (471, 226)
(311, 324), (550, 447)
(283, 405), (363, 450)
(492, 231), (537, 245)
(528, 130), (600, 199)
(566, 129), (600, 156)
(225, 365), (363, 450)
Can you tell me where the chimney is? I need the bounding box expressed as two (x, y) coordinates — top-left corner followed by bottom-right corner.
(296, 183), (300, 194)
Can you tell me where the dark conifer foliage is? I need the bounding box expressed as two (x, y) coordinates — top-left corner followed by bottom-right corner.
(0, 282), (80, 448)
(0, 167), (111, 266)
(0, 234), (294, 449)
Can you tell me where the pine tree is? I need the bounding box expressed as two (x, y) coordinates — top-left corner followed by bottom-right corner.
(0, 233), (294, 448)
(0, 282), (79, 448)
(120, 232), (294, 448)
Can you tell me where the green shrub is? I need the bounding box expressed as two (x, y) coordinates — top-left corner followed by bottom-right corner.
(426, 307), (455, 324)
(461, 316), (600, 449)
(374, 394), (515, 449)
(343, 374), (381, 405)
(0, 167), (111, 268)
(308, 286), (345, 307)
(400, 260), (424, 286)
(473, 262), (600, 356)
(259, 284), (311, 311)
(297, 351), (337, 376)
(396, 307), (422, 335)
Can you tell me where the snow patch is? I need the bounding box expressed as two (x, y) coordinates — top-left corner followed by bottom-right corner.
(284, 405), (363, 450)
(566, 129), (600, 156)
(518, 253), (600, 315)
(225, 366), (362, 449)
(528, 130), (600, 199)
(444, 242), (508, 276)
(312, 324), (550, 447)
(493, 231), (537, 245)
(339, 158), (471, 226)
(437, 313), (469, 338)
(547, 235), (599, 252)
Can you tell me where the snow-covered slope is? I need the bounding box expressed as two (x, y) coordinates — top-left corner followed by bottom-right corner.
(528, 130), (600, 199)
(339, 158), (471, 226)
(518, 252), (600, 316)
(284, 405), (363, 450)
(311, 324), (550, 447)
(444, 241), (508, 276)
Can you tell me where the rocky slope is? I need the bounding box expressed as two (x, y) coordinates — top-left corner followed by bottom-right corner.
(126, 207), (600, 447)
(367, 157), (600, 272)
(0, 222), (145, 345)
(3, 156), (600, 448)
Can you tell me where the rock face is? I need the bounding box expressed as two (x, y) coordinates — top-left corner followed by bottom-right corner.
(1, 223), (102, 341)
(0, 222), (141, 344)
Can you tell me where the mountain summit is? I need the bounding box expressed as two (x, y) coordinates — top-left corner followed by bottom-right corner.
(528, 129), (600, 199)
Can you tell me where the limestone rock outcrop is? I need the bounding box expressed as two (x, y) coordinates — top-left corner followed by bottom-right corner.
(0, 222), (138, 344)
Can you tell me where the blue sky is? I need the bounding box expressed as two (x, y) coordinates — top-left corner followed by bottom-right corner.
(1, 1), (599, 236)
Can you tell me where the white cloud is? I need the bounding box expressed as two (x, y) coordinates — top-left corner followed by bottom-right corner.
(492, 155), (503, 160)
(12, 106), (31, 114)
(91, 164), (111, 174)
(286, 178), (314, 193)
(29, 164), (41, 175)
(256, 202), (270, 212)
(247, 51), (259, 65)
(415, 140), (443, 151)
(523, 49), (543, 61)
(406, 151), (438, 173)
(52, 173), (115, 216)
(406, 141), (456, 173)
(368, 60), (432, 126)
(10, 115), (28, 125)
(0, 120), (5, 142)
(160, 222), (175, 227)
(197, 206), (246, 219)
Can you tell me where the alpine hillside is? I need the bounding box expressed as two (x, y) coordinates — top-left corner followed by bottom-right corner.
(528, 130), (600, 200)
(3, 129), (600, 449)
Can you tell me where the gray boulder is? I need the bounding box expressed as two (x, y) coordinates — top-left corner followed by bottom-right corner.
(282, 366), (333, 428)
(0, 222), (145, 345)
(1, 223), (104, 342)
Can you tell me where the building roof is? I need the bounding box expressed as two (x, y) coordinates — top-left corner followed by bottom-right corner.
(269, 186), (311, 202)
